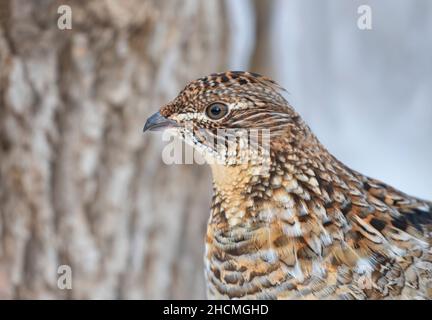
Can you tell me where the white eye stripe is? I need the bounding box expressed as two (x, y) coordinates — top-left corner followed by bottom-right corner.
(229, 102), (249, 110)
(174, 104), (291, 126)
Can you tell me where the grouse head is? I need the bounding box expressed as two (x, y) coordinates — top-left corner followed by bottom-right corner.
(144, 71), (314, 166)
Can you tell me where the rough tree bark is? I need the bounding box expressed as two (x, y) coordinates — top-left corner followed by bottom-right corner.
(0, 0), (231, 299)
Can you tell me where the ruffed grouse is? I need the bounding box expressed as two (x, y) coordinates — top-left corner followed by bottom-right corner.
(144, 71), (432, 300)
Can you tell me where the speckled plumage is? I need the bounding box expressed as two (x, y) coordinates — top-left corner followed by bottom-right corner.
(145, 71), (432, 300)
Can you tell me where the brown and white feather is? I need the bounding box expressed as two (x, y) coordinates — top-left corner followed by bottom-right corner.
(152, 71), (432, 300)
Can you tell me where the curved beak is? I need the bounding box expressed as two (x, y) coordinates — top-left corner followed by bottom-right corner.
(143, 111), (178, 132)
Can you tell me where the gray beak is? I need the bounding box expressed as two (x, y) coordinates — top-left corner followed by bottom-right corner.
(143, 111), (178, 132)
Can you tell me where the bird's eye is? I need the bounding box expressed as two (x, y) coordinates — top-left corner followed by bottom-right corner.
(205, 103), (228, 120)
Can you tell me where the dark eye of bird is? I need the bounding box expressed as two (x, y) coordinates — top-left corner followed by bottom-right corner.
(205, 103), (228, 120)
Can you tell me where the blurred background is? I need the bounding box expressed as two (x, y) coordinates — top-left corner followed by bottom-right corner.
(0, 0), (431, 299)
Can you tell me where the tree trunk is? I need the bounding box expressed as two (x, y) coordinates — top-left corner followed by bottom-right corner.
(0, 0), (230, 299)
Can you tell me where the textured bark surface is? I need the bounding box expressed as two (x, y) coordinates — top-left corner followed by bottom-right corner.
(0, 0), (229, 299)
